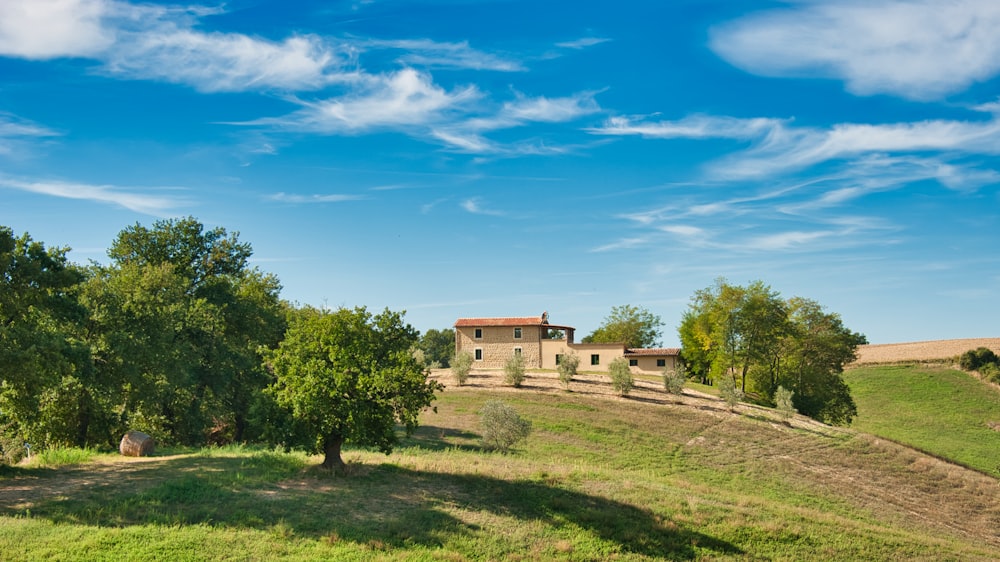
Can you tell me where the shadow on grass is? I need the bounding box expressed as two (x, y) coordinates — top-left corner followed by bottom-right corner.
(399, 425), (485, 453)
(2, 454), (741, 559)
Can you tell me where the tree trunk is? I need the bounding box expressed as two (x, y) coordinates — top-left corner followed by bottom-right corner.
(321, 434), (346, 473)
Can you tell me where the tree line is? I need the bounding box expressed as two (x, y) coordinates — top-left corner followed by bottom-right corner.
(0, 218), (444, 468)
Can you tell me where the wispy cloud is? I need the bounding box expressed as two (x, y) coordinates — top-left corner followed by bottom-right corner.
(364, 38), (524, 71)
(590, 237), (648, 253)
(431, 91), (601, 154)
(267, 192), (365, 203)
(0, 175), (187, 215)
(0, 113), (60, 154)
(588, 114), (784, 140)
(460, 197), (505, 216)
(555, 37), (611, 50)
(710, 0), (1000, 100)
(591, 113), (1000, 182)
(254, 68), (480, 133)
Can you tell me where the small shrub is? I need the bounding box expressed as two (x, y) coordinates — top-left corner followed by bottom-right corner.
(452, 350), (474, 386)
(609, 357), (633, 396)
(504, 353), (526, 387)
(663, 364), (686, 395)
(479, 400), (532, 453)
(718, 374), (744, 410)
(557, 352), (580, 389)
(981, 362), (1000, 383)
(775, 386), (796, 421)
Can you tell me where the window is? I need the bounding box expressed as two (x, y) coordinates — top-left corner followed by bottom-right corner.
(591, 354), (600, 366)
(513, 327), (522, 339)
(514, 347), (522, 356)
(629, 359), (638, 367)
(474, 328), (483, 339)
(555, 354), (563, 365)
(656, 359), (666, 367)
(474, 348), (483, 361)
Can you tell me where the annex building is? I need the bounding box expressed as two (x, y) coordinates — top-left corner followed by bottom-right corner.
(454, 312), (679, 374)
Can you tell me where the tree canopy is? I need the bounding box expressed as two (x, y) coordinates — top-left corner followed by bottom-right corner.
(583, 304), (663, 349)
(264, 306), (442, 471)
(679, 279), (865, 425)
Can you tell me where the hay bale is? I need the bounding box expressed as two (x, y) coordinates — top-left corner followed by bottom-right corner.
(119, 430), (155, 457)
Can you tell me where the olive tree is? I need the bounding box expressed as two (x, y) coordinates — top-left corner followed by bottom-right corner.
(451, 350), (473, 385)
(557, 351), (580, 389)
(264, 306), (442, 472)
(609, 357), (634, 396)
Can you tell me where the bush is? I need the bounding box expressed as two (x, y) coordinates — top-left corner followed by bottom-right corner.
(479, 400), (532, 453)
(663, 364), (686, 395)
(775, 386), (796, 421)
(981, 362), (1000, 383)
(718, 375), (744, 410)
(959, 347), (999, 371)
(452, 350), (473, 386)
(609, 357), (633, 396)
(557, 352), (580, 389)
(503, 353), (526, 387)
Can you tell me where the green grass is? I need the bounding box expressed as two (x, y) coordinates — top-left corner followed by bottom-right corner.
(23, 447), (103, 469)
(845, 364), (1000, 475)
(1, 390), (997, 560)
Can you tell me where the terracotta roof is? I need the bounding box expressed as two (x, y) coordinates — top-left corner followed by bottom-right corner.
(624, 347), (680, 356)
(455, 316), (547, 327)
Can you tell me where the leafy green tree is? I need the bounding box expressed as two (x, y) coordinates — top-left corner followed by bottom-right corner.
(417, 328), (455, 368)
(504, 353), (526, 387)
(582, 305), (663, 349)
(89, 217), (286, 445)
(608, 357), (633, 396)
(451, 350), (473, 385)
(679, 281), (864, 425)
(479, 400), (532, 453)
(557, 351), (580, 389)
(264, 306), (441, 471)
(775, 298), (865, 425)
(0, 227), (89, 452)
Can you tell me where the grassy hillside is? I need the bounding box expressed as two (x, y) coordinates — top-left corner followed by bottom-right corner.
(845, 364), (1000, 475)
(1, 387), (998, 561)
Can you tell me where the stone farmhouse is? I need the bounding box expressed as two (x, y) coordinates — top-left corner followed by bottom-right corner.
(454, 312), (679, 374)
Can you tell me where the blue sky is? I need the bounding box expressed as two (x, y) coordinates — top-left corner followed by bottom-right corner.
(1, 0), (998, 346)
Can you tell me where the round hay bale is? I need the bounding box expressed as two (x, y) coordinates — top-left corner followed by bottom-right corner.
(119, 430), (155, 457)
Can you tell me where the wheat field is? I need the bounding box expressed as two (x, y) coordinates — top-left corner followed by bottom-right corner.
(852, 338), (1000, 365)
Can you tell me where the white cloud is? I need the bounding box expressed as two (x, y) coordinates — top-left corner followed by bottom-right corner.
(269, 69), (480, 133)
(555, 37), (611, 50)
(0, 175), (186, 215)
(590, 237), (648, 253)
(589, 114), (784, 140)
(0, 0), (351, 92)
(0, 113), (60, 154)
(365, 39), (524, 71)
(0, 0), (113, 59)
(660, 225), (704, 237)
(710, 0), (1000, 100)
(591, 113), (1000, 181)
(267, 192), (364, 203)
(460, 197), (505, 216)
(105, 30), (347, 92)
(432, 91), (601, 154)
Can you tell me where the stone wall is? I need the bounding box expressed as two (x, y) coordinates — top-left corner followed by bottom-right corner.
(456, 325), (543, 369)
